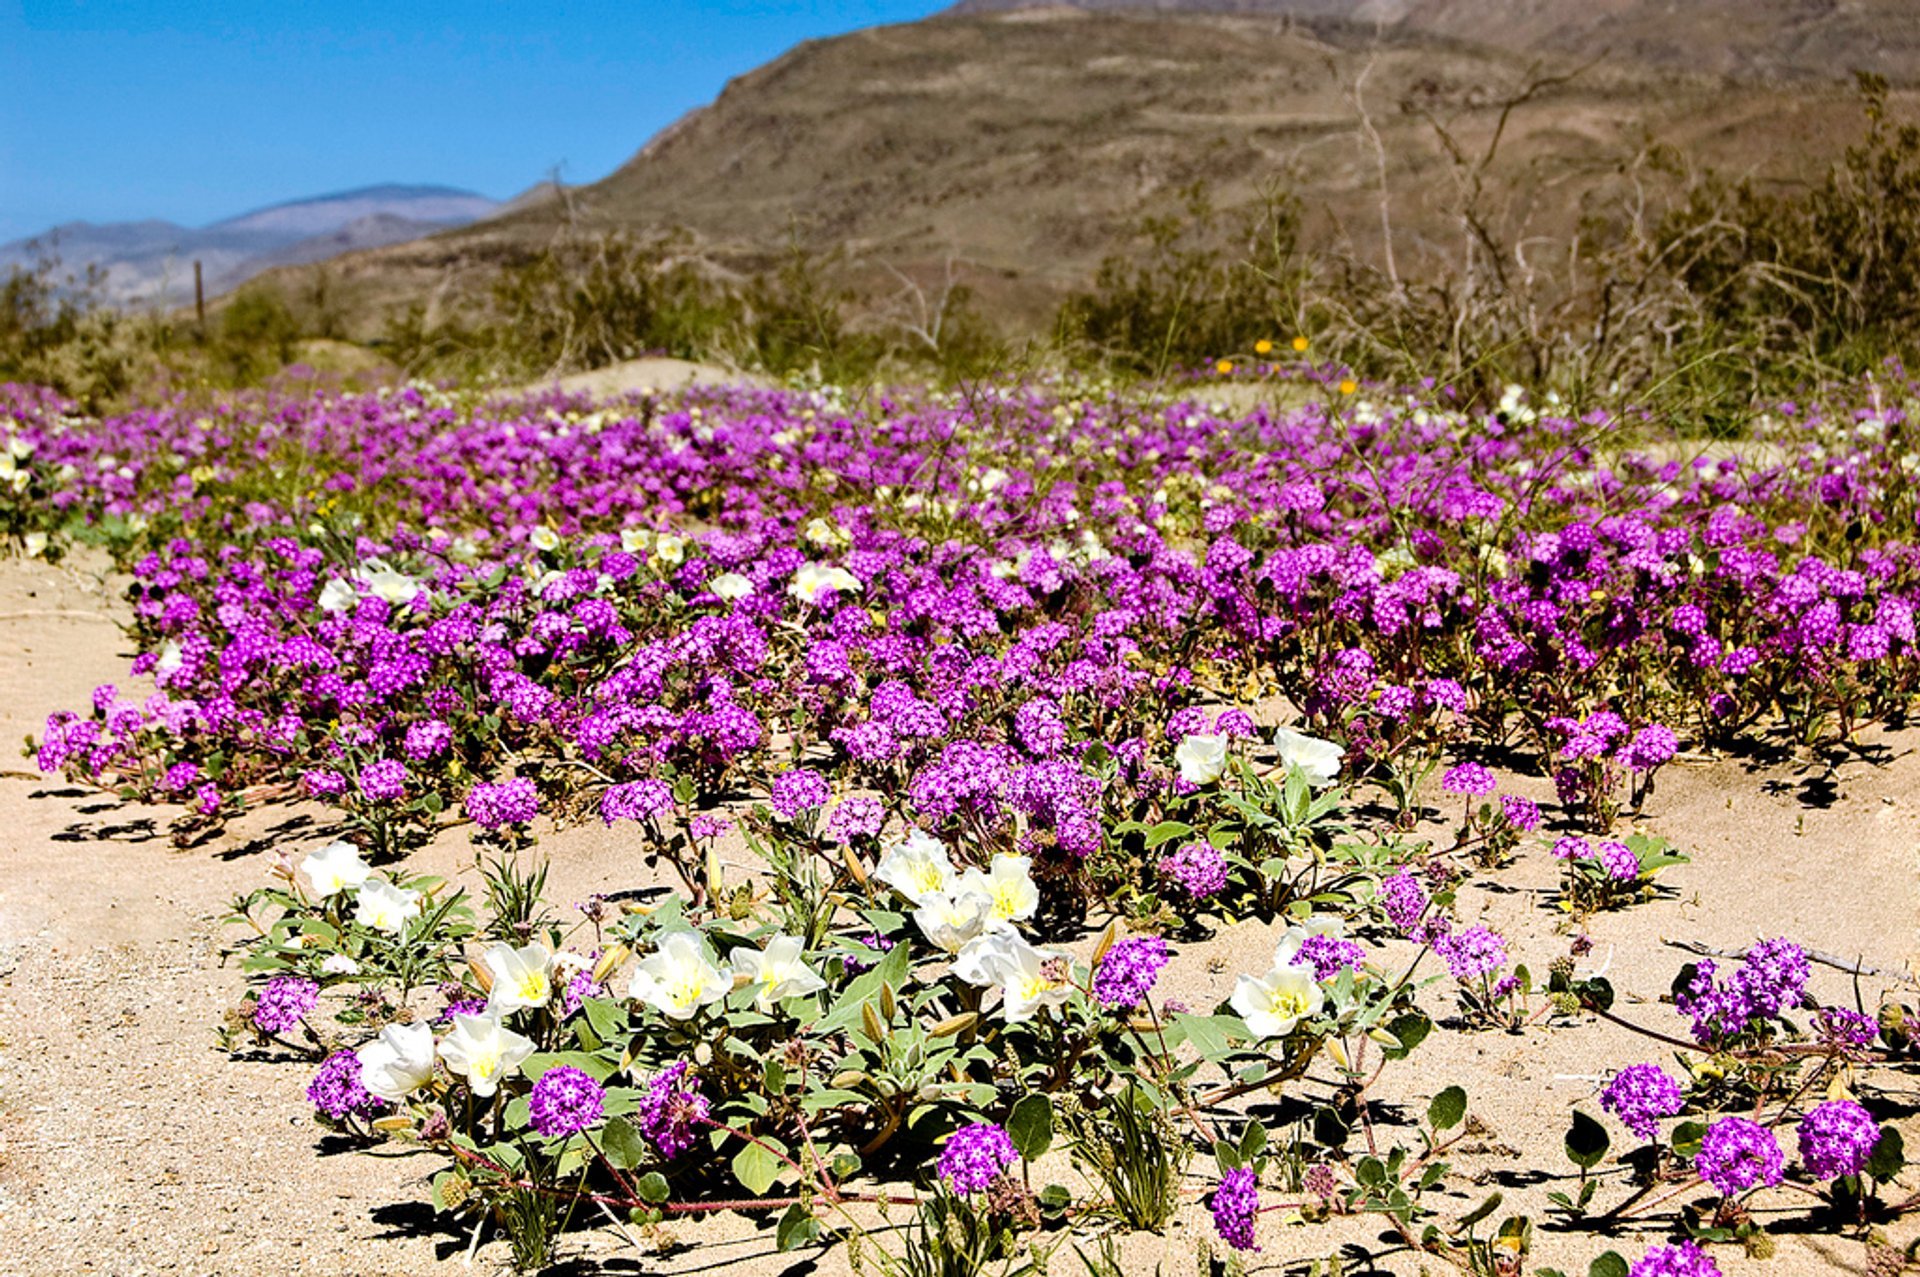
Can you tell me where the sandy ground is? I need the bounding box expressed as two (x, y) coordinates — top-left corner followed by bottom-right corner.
(0, 550), (1915, 1276)
(516, 358), (769, 400)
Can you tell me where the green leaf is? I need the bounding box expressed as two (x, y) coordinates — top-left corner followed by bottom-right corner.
(1007, 1093), (1054, 1161)
(1670, 1120), (1707, 1158)
(1427, 1085), (1467, 1133)
(776, 1203), (819, 1251)
(1036, 1183), (1072, 1215)
(1866, 1127), (1906, 1181)
(600, 1116), (647, 1170)
(1142, 820), (1197, 848)
(733, 1139), (785, 1196)
(1564, 1110), (1610, 1170)
(636, 1172), (671, 1204)
(1380, 1011), (1433, 1060)
(1456, 1191), (1501, 1230)
(1170, 1012), (1249, 1062)
(522, 1051), (616, 1083)
(1238, 1118), (1268, 1162)
(1589, 1253), (1630, 1277)
(582, 995), (628, 1043)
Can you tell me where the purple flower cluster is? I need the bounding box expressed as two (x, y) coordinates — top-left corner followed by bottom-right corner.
(601, 778), (676, 825)
(638, 1061), (709, 1158)
(1694, 1116), (1785, 1196)
(252, 974), (320, 1034)
(1441, 762), (1497, 797)
(1796, 1099), (1882, 1181)
(825, 795), (885, 844)
(1092, 936), (1171, 1009)
(1295, 934), (1366, 981)
(1436, 925), (1507, 982)
(464, 777), (539, 830)
(528, 1066), (607, 1138)
(308, 1050), (382, 1120)
(1158, 841), (1227, 899)
(1628, 1241), (1722, 1277)
(358, 758), (408, 803)
(1675, 938), (1811, 1044)
(768, 768), (830, 819)
(1210, 1166), (1259, 1251)
(937, 1121), (1019, 1194)
(1600, 1063), (1685, 1141)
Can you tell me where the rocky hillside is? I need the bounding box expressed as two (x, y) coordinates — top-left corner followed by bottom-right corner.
(241, 7), (1914, 335)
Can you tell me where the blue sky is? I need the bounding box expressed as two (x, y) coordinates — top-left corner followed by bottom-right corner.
(0, 0), (947, 240)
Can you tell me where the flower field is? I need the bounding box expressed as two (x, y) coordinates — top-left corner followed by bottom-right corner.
(6, 368), (1920, 1276)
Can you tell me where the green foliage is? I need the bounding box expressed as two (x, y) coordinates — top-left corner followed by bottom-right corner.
(1057, 182), (1304, 379)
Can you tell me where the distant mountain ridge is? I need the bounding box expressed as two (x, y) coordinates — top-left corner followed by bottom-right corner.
(1, 184), (501, 307)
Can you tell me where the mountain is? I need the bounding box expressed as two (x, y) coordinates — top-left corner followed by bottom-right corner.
(1, 184), (501, 307)
(946, 0), (1920, 83)
(250, 7), (1904, 337)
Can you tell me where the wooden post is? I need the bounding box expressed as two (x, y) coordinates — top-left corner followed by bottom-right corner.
(194, 260), (205, 332)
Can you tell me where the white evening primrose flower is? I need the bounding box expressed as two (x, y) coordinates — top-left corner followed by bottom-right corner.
(320, 953), (362, 976)
(874, 830), (957, 905)
(22, 531), (46, 557)
(912, 889), (995, 954)
(483, 941), (554, 1013)
(955, 854), (1039, 928)
(652, 533), (686, 567)
(788, 562), (862, 605)
(529, 525), (561, 552)
(627, 931), (729, 1020)
(1273, 727), (1344, 788)
(1230, 963), (1324, 1040)
(317, 578), (357, 613)
(731, 935), (827, 1010)
(357, 564), (422, 606)
(620, 527), (651, 554)
(1174, 733), (1230, 786)
(709, 572), (753, 600)
(803, 517), (844, 548)
(301, 840), (372, 898)
(953, 929), (1022, 986)
(154, 639), (185, 682)
(356, 1022), (436, 1101)
(436, 1013), (535, 1098)
(354, 878), (421, 934)
(994, 936), (1076, 1024)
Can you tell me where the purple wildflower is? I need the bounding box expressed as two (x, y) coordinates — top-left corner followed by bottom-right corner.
(253, 974), (320, 1034)
(1628, 1241), (1722, 1277)
(1695, 1116), (1785, 1196)
(308, 1050), (383, 1120)
(464, 777), (539, 829)
(1092, 936), (1171, 1010)
(1436, 926), (1507, 982)
(601, 778), (675, 825)
(1796, 1100), (1882, 1181)
(1600, 1063), (1685, 1141)
(638, 1061), (709, 1158)
(938, 1122), (1019, 1195)
(1595, 839), (1640, 881)
(825, 795), (885, 844)
(1158, 841), (1228, 899)
(528, 1066), (607, 1138)
(768, 768), (830, 819)
(1211, 1166), (1259, 1251)
(1441, 762), (1497, 797)
(1498, 794), (1542, 832)
(1295, 934), (1366, 981)
(358, 758), (408, 803)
